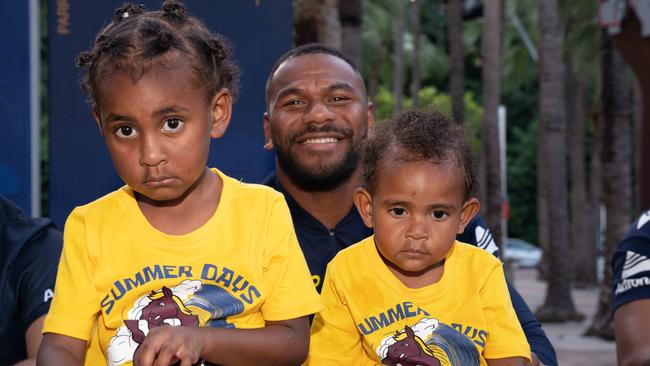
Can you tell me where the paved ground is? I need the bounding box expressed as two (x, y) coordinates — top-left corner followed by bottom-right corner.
(512, 268), (617, 366)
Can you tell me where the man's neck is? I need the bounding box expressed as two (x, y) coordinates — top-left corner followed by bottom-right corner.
(277, 168), (361, 229)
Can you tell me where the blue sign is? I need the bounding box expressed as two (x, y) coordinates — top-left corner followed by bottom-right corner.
(48, 0), (290, 228)
(0, 1), (38, 214)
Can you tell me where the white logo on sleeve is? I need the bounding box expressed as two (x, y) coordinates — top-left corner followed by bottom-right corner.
(637, 211), (650, 230)
(475, 226), (499, 256)
(622, 250), (650, 279)
(43, 288), (54, 303)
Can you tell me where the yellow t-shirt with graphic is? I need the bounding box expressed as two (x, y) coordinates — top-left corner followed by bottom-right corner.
(306, 236), (530, 366)
(43, 169), (322, 365)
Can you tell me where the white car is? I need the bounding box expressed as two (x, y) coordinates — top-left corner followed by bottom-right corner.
(504, 238), (542, 268)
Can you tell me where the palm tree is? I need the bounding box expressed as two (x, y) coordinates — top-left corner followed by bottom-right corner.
(535, 0), (582, 321)
(448, 0), (464, 123)
(294, 0), (341, 48)
(586, 31), (632, 340)
(339, 0), (363, 66)
(481, 0), (503, 250)
(393, 0), (406, 111)
(410, 0), (421, 108)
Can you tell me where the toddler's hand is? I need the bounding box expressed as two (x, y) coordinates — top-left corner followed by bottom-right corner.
(133, 325), (204, 366)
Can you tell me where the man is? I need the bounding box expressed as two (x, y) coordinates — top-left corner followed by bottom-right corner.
(0, 195), (62, 365)
(612, 209), (650, 365)
(262, 44), (556, 365)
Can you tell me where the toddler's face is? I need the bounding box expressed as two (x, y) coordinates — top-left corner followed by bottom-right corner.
(355, 158), (478, 285)
(93, 64), (226, 203)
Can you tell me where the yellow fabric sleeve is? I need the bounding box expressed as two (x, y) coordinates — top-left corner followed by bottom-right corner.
(42, 207), (100, 341)
(260, 195), (323, 321)
(306, 261), (363, 366)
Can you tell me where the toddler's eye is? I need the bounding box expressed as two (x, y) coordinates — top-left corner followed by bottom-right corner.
(162, 118), (184, 132)
(432, 210), (448, 219)
(390, 207), (406, 217)
(115, 125), (137, 139)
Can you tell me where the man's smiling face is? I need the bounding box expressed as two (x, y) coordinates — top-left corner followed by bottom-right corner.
(264, 53), (373, 192)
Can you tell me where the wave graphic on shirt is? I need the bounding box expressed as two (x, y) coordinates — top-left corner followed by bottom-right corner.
(622, 250), (650, 279)
(377, 317), (479, 366)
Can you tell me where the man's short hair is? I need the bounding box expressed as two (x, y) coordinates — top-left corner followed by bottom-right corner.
(265, 43), (364, 107)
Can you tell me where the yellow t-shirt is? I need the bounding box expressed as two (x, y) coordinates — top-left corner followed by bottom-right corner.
(43, 169), (321, 365)
(306, 236), (530, 366)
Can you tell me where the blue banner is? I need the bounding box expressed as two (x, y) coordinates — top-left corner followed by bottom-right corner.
(0, 1), (36, 214)
(48, 0), (290, 228)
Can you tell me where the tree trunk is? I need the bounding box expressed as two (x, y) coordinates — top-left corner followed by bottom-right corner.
(585, 32), (632, 340)
(339, 0), (363, 67)
(410, 0), (421, 108)
(481, 0), (503, 250)
(448, 0), (465, 124)
(610, 13), (650, 212)
(393, 0), (406, 111)
(294, 0), (341, 49)
(566, 52), (598, 288)
(535, 0), (583, 322)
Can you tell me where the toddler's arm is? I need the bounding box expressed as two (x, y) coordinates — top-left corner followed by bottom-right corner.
(133, 316), (309, 366)
(36, 333), (87, 366)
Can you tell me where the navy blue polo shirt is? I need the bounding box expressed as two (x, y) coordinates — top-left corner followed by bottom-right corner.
(0, 196), (62, 365)
(262, 171), (557, 365)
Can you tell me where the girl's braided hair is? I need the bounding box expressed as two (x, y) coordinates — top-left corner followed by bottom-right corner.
(77, 1), (240, 106)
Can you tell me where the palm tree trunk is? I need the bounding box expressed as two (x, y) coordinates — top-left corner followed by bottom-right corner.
(393, 0), (406, 111)
(448, 0), (464, 124)
(339, 0), (363, 67)
(410, 0), (421, 108)
(535, 0), (582, 322)
(566, 53), (598, 288)
(294, 0), (341, 48)
(585, 32), (632, 340)
(481, 0), (503, 250)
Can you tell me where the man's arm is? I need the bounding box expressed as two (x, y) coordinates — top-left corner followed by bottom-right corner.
(12, 222), (63, 366)
(133, 317), (310, 366)
(459, 215), (557, 365)
(12, 315), (46, 366)
(614, 299), (650, 366)
(507, 281), (557, 365)
(36, 333), (87, 365)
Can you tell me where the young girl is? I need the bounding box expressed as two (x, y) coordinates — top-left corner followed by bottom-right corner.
(37, 2), (321, 365)
(306, 108), (530, 365)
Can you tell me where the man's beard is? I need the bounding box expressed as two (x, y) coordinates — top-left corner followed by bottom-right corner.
(276, 146), (360, 192)
(274, 125), (367, 192)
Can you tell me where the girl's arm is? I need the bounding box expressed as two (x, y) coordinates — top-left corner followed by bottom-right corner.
(133, 316), (309, 366)
(36, 333), (87, 366)
(487, 357), (528, 366)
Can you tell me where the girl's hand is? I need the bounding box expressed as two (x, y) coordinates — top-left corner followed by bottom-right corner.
(133, 326), (204, 366)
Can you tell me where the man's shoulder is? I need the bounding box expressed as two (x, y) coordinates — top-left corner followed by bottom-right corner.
(457, 215), (500, 257)
(0, 196), (58, 260)
(623, 210), (650, 242)
(612, 210), (650, 309)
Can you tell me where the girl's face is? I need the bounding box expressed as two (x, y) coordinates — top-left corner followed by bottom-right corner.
(354, 158), (479, 287)
(93, 63), (231, 203)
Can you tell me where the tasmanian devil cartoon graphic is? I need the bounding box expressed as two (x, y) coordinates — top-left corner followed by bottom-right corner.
(382, 325), (442, 366)
(125, 286), (199, 344)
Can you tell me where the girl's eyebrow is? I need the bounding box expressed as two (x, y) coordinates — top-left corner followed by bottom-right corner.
(103, 105), (189, 123)
(151, 105), (190, 118)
